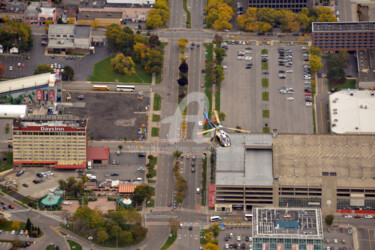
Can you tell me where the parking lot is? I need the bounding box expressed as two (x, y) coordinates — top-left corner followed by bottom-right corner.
(324, 226), (354, 250)
(64, 92), (149, 140)
(3, 167), (76, 198)
(88, 152), (146, 182)
(0, 34), (111, 81)
(221, 42), (313, 134)
(217, 226), (252, 249)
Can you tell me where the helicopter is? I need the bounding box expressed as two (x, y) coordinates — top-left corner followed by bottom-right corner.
(197, 108), (251, 147)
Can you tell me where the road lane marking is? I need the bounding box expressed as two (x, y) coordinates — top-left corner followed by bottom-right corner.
(321, 78), (323, 94)
(320, 102), (323, 133)
(369, 229), (372, 250)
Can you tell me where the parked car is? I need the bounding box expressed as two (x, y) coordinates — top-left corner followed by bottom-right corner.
(365, 215), (373, 219)
(8, 205), (14, 209)
(22, 183), (28, 187)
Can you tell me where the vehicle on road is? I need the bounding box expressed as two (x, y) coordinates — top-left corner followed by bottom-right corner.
(237, 235), (241, 241)
(93, 85), (110, 91)
(168, 201), (171, 207)
(365, 215), (373, 219)
(9, 66), (12, 71)
(8, 205), (14, 209)
(22, 183), (28, 187)
(354, 215), (361, 218)
(111, 173), (119, 176)
(210, 216), (221, 222)
(16, 170), (24, 177)
(287, 97), (294, 101)
(223, 65), (228, 69)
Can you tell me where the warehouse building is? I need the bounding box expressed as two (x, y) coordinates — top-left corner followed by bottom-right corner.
(213, 134), (375, 215)
(252, 207), (324, 250)
(329, 90), (375, 134)
(12, 115), (88, 169)
(312, 22), (375, 52)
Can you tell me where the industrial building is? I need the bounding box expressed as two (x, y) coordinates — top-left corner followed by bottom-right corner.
(329, 90), (375, 134)
(247, 0), (313, 12)
(252, 207), (324, 250)
(12, 115), (88, 169)
(212, 134), (375, 215)
(357, 50), (375, 89)
(312, 22), (375, 52)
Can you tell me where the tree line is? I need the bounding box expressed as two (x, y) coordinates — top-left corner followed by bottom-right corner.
(105, 25), (163, 76)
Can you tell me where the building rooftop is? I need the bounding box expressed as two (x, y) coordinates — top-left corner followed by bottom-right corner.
(87, 147), (109, 161)
(40, 7), (55, 15)
(216, 134), (273, 186)
(3, 2), (26, 12)
(273, 134), (375, 188)
(107, 0), (156, 5)
(312, 21), (375, 32)
(329, 90), (375, 134)
(78, 10), (122, 20)
(13, 115), (87, 130)
(40, 194), (62, 207)
(358, 50), (375, 86)
(75, 25), (91, 38)
(0, 73), (55, 95)
(252, 207), (324, 240)
(48, 39), (75, 49)
(48, 24), (75, 35)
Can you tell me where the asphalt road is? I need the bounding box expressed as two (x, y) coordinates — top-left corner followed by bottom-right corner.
(189, 0), (205, 29)
(171, 224), (201, 250)
(155, 154), (175, 208)
(181, 155), (201, 210)
(337, 0), (352, 22)
(358, 228), (375, 250)
(315, 76), (329, 134)
(169, 0), (185, 29)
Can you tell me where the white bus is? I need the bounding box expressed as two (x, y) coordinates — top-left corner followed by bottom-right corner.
(116, 85), (135, 92)
(210, 216), (222, 222)
(245, 214), (253, 221)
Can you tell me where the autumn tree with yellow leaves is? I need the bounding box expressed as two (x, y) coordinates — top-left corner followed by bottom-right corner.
(206, 0), (234, 30)
(146, 0), (170, 29)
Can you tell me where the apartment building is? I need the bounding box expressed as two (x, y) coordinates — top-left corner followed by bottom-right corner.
(247, 0), (313, 12)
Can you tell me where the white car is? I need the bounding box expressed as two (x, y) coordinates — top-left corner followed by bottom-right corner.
(365, 215), (373, 219)
(237, 235), (241, 241)
(225, 243), (229, 249)
(245, 56), (252, 61)
(286, 70), (293, 73)
(306, 102), (312, 107)
(344, 215), (352, 218)
(11, 230), (15, 235)
(51, 64), (54, 68)
(287, 97), (294, 101)
(223, 65), (228, 69)
(9, 66), (12, 71)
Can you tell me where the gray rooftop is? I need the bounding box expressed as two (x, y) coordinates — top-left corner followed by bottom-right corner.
(75, 25), (91, 38)
(358, 50), (375, 84)
(48, 24), (75, 36)
(312, 21), (375, 32)
(13, 115), (87, 130)
(216, 134), (273, 186)
(78, 11), (122, 20)
(252, 207), (324, 240)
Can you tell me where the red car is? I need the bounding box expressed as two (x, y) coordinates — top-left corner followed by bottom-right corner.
(21, 63), (25, 68)
(168, 201), (171, 207)
(354, 215), (361, 219)
(305, 93), (311, 96)
(8, 205), (14, 209)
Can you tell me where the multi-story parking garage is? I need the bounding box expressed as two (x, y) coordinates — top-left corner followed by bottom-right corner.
(212, 134), (375, 215)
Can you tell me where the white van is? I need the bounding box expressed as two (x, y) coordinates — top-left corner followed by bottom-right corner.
(196, 188), (200, 194)
(87, 161), (92, 169)
(136, 177), (143, 182)
(63, 201), (72, 205)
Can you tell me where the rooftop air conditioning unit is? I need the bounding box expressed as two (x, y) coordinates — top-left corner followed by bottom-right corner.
(371, 92), (374, 96)
(350, 92), (354, 96)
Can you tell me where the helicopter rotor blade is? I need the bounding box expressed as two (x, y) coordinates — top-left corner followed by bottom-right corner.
(197, 128), (216, 135)
(213, 110), (221, 126)
(224, 127), (251, 134)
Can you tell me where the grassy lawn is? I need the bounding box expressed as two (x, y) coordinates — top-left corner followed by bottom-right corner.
(67, 240), (82, 250)
(0, 220), (26, 231)
(152, 114), (160, 122)
(146, 198), (155, 208)
(262, 91), (269, 101)
(201, 157), (207, 206)
(261, 62), (268, 70)
(263, 110), (270, 118)
(0, 152), (13, 172)
(151, 127), (159, 137)
(263, 127), (270, 133)
(262, 78), (269, 88)
(182, 0), (191, 28)
(156, 73), (162, 84)
(149, 156), (158, 165)
(215, 86), (220, 111)
(148, 168), (156, 178)
(328, 79), (356, 91)
(153, 93), (161, 111)
(87, 55), (152, 83)
(161, 231), (177, 250)
(261, 49), (268, 54)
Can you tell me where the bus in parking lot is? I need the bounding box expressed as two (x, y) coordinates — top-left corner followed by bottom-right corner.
(93, 85), (109, 91)
(116, 85), (135, 92)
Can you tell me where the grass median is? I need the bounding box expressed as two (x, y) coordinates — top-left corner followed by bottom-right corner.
(262, 78), (269, 88)
(262, 91), (269, 101)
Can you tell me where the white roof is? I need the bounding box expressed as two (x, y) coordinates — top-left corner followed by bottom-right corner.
(0, 105), (27, 118)
(107, 0), (155, 4)
(329, 90), (375, 134)
(0, 73), (55, 94)
(40, 7), (55, 15)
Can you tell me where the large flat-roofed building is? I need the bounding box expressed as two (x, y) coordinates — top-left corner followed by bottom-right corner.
(48, 24), (92, 53)
(252, 207), (324, 250)
(213, 134), (375, 215)
(247, 0), (313, 12)
(312, 22), (375, 52)
(357, 50), (375, 89)
(329, 90), (375, 134)
(12, 115), (88, 169)
(215, 134), (274, 211)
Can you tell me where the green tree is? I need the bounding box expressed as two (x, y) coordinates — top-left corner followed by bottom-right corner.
(325, 214), (334, 225)
(173, 150), (183, 159)
(209, 222), (220, 237)
(237, 7), (258, 31)
(204, 242), (220, 250)
(327, 67), (346, 85)
(133, 42), (148, 63)
(0, 20), (33, 52)
(257, 22), (273, 33)
(297, 8), (311, 31)
(214, 47), (226, 65)
(316, 7), (337, 22)
(133, 185), (153, 204)
(97, 229), (110, 243)
(308, 47), (322, 56)
(309, 55), (323, 72)
(119, 230), (133, 244)
(219, 112), (226, 122)
(105, 24), (134, 54)
(177, 76), (188, 86)
(149, 34), (161, 48)
(61, 65), (74, 81)
(111, 53), (136, 76)
(142, 49), (163, 74)
(179, 61), (189, 73)
(146, 9), (165, 29)
(214, 65), (224, 84)
(257, 7), (282, 27)
(58, 179), (67, 190)
(279, 9), (300, 32)
(25, 218), (32, 232)
(34, 64), (54, 75)
(178, 38), (188, 49)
